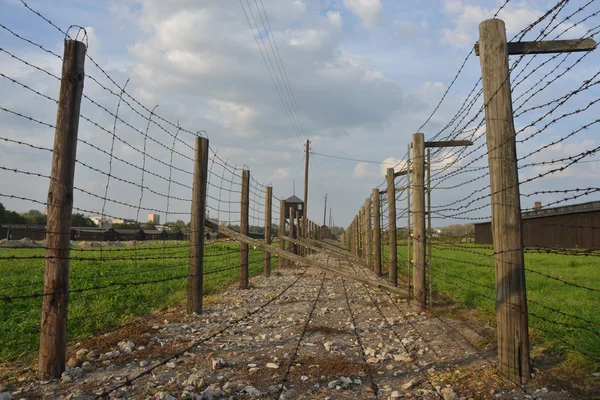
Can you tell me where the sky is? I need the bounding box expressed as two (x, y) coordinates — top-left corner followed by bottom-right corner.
(1, 0), (599, 229)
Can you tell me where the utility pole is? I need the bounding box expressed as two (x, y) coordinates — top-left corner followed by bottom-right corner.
(323, 194), (327, 226)
(329, 208), (332, 228)
(303, 139), (309, 238)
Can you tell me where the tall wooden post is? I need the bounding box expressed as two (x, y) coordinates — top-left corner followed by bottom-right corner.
(240, 169), (250, 289)
(289, 208), (296, 256)
(264, 186), (272, 277)
(188, 137), (209, 315)
(479, 18), (530, 383)
(303, 140), (309, 238)
(427, 149), (433, 305)
(39, 39), (86, 379)
(359, 206), (364, 258)
(407, 144), (412, 303)
(279, 199), (286, 268)
(295, 210), (301, 255)
(372, 188), (382, 276)
(386, 168), (397, 286)
(412, 133), (426, 310)
(366, 198), (372, 270)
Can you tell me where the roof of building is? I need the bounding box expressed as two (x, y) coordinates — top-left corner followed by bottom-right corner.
(474, 200), (600, 225)
(285, 195), (303, 204)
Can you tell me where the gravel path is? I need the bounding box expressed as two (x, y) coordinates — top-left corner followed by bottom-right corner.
(1, 249), (576, 400)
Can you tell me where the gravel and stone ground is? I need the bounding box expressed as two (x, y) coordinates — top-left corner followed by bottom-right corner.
(0, 249), (582, 399)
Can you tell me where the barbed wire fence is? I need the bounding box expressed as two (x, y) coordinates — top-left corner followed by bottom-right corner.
(342, 0), (600, 388)
(0, 1), (291, 379)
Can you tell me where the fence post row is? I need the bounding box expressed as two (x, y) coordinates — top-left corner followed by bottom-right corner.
(188, 137), (209, 316)
(264, 186), (272, 277)
(386, 167), (397, 287)
(38, 39), (86, 380)
(412, 132), (426, 311)
(240, 169), (250, 289)
(478, 18), (530, 383)
(372, 188), (382, 276)
(279, 199), (286, 269)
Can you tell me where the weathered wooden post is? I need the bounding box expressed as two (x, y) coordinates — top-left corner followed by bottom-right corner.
(406, 145), (412, 303)
(39, 39), (86, 379)
(372, 188), (382, 276)
(386, 168), (397, 286)
(279, 199), (286, 268)
(289, 207), (296, 256)
(264, 186), (272, 277)
(478, 18), (530, 382)
(412, 133), (426, 310)
(427, 149), (433, 305)
(366, 198), (372, 270)
(295, 210), (301, 255)
(188, 137), (209, 315)
(240, 169), (250, 289)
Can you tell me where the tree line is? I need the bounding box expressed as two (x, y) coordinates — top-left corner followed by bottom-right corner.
(0, 203), (95, 227)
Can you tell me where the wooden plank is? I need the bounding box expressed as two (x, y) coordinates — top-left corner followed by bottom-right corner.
(264, 186), (272, 277)
(218, 225), (408, 297)
(412, 133), (426, 311)
(393, 169), (411, 177)
(475, 38), (597, 56)
(188, 137), (209, 315)
(39, 39), (86, 380)
(386, 167), (397, 286)
(479, 18), (530, 384)
(240, 170), (249, 289)
(425, 140), (473, 148)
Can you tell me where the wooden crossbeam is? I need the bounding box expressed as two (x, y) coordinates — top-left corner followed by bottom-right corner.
(425, 140), (472, 148)
(393, 169), (411, 177)
(474, 38), (597, 56)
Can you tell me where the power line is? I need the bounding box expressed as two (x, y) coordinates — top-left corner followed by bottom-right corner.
(238, 0), (308, 146)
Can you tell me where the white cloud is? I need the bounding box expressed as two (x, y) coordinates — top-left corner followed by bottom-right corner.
(326, 11), (342, 31)
(353, 162), (370, 179)
(380, 157), (407, 176)
(343, 0), (383, 29)
(271, 168), (290, 181)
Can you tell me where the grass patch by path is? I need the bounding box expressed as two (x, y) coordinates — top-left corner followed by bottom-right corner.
(0, 241), (270, 361)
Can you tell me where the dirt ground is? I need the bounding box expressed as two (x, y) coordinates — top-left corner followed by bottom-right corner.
(0, 248), (595, 400)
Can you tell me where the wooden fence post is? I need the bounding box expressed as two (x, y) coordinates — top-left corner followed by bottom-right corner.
(359, 206), (364, 258)
(366, 198), (372, 270)
(478, 18), (530, 383)
(407, 144), (412, 303)
(279, 199), (286, 268)
(355, 215), (359, 256)
(386, 168), (397, 286)
(295, 210), (301, 255)
(372, 188), (382, 276)
(412, 133), (426, 311)
(264, 186), (272, 277)
(240, 169), (249, 289)
(39, 39), (86, 380)
(289, 208), (296, 255)
(427, 148), (433, 306)
(188, 137), (209, 315)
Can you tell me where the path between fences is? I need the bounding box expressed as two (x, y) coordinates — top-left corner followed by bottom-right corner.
(1, 248), (573, 400)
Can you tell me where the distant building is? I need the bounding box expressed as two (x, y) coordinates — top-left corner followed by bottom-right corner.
(148, 213), (160, 225)
(474, 200), (600, 249)
(89, 216), (124, 227)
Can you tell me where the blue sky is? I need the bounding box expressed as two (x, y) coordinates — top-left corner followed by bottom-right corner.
(1, 0), (599, 228)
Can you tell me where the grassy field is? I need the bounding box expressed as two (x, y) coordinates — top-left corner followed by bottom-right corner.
(0, 241), (270, 361)
(380, 240), (600, 367)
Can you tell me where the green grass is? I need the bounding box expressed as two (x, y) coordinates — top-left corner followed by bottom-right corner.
(379, 240), (600, 367)
(0, 241), (270, 361)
